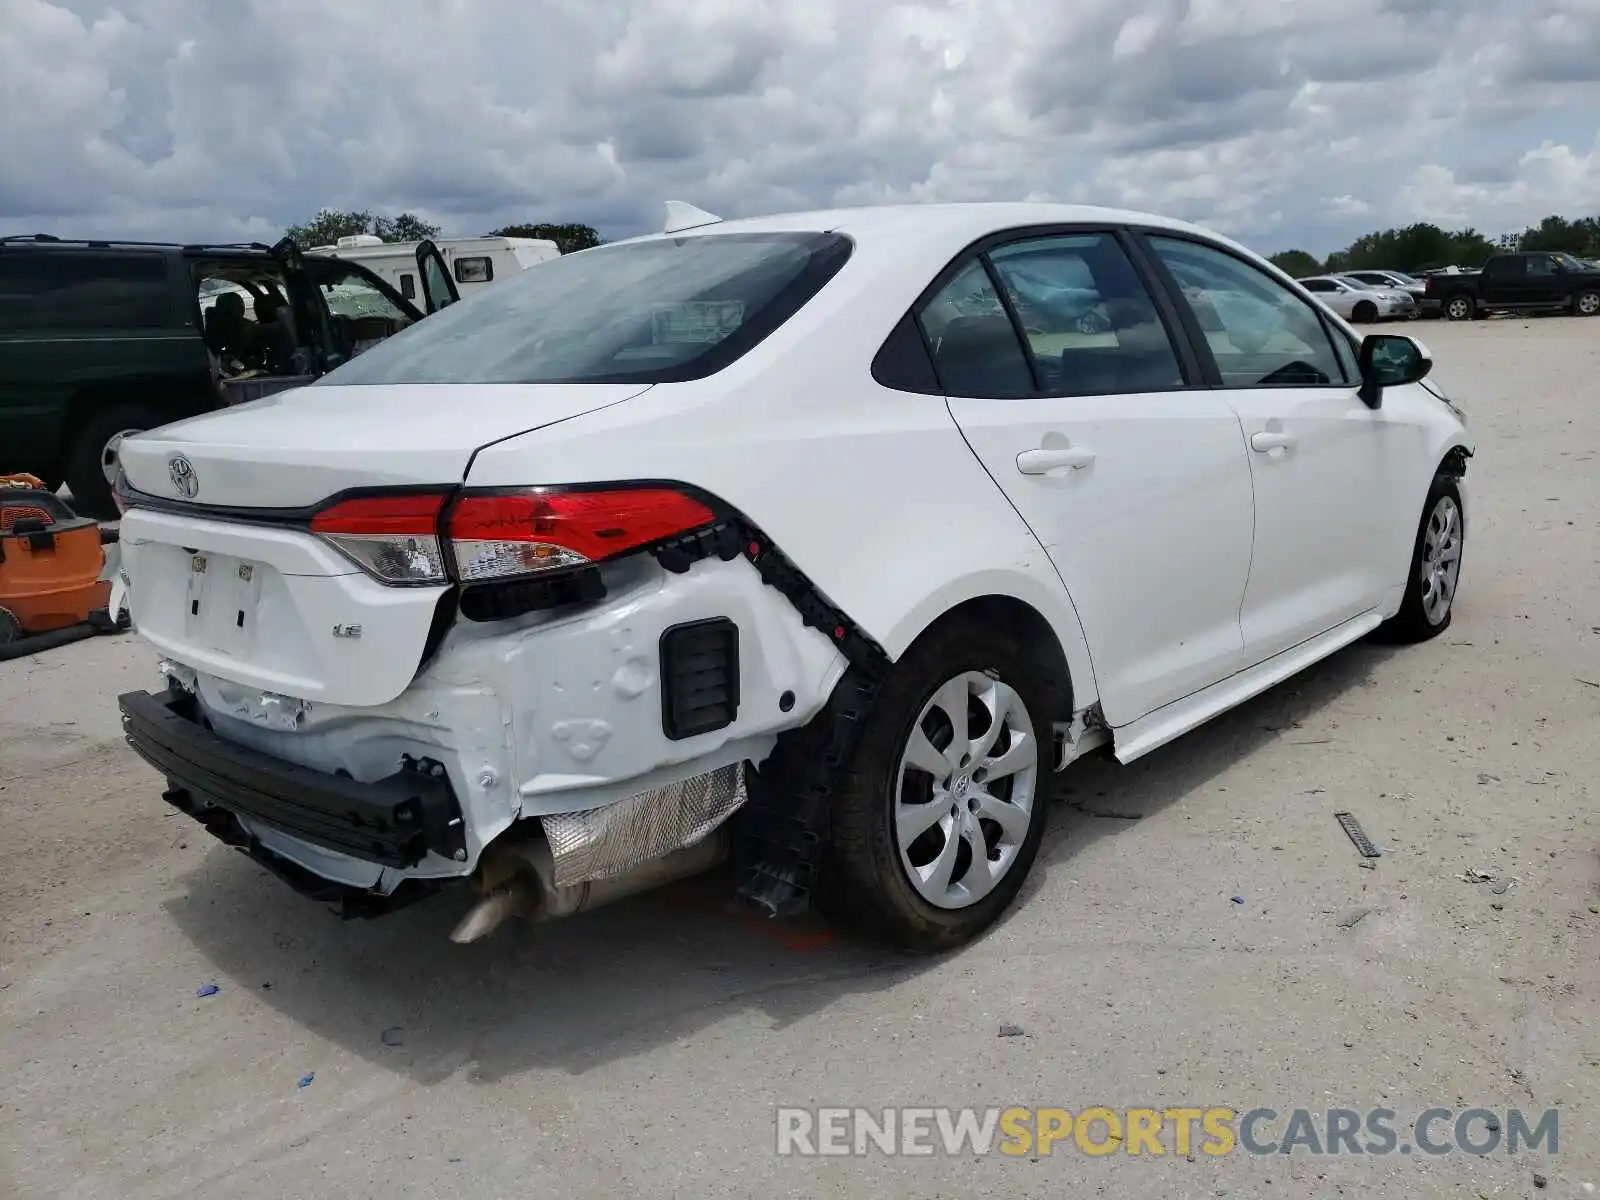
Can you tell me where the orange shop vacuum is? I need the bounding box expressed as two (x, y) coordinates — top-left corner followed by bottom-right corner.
(0, 472), (129, 660)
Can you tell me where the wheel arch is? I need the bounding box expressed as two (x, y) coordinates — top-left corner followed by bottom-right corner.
(1439, 442), (1471, 481)
(881, 574), (1097, 723)
(1385, 437), (1471, 597)
(1438, 441), (1472, 533)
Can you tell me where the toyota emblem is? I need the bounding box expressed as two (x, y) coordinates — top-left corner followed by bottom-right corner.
(168, 455), (199, 499)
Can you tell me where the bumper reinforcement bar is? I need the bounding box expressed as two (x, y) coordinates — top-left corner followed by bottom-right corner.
(118, 688), (466, 869)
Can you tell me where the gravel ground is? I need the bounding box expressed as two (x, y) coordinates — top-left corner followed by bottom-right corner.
(3, 317), (1599, 1199)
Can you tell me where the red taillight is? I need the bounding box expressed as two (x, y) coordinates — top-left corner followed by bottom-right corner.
(446, 488), (716, 582)
(308, 486), (717, 587)
(311, 493), (447, 537)
(311, 492), (449, 585)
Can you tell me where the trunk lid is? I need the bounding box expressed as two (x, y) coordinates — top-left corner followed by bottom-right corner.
(119, 382), (652, 509)
(117, 381), (651, 707)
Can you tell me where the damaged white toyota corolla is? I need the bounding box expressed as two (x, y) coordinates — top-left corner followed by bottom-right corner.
(114, 201), (1473, 952)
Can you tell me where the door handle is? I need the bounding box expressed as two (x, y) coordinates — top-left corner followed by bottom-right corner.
(1250, 430), (1297, 453)
(1016, 445), (1096, 475)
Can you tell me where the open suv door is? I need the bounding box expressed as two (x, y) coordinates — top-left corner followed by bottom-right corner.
(220, 238), (431, 405)
(415, 239), (461, 313)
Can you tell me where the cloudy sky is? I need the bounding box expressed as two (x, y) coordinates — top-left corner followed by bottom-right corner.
(2, 0), (1598, 257)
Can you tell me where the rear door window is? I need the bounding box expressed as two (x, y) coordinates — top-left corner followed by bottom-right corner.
(0, 251), (171, 331)
(986, 234), (1186, 396)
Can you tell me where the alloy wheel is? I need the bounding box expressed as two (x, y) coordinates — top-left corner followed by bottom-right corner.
(894, 671), (1040, 910)
(1420, 494), (1463, 626)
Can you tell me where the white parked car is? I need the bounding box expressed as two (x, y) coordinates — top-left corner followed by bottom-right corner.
(113, 201), (1473, 953)
(1297, 274), (1412, 322)
(1341, 268), (1434, 313)
(1332, 273), (1419, 319)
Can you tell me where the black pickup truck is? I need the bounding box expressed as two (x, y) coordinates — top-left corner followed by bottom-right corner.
(1427, 251), (1600, 321)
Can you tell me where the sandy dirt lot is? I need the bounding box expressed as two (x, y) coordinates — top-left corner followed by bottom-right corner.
(3, 317), (1599, 1199)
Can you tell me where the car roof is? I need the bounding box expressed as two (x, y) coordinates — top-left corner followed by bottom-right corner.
(612, 201), (1255, 261)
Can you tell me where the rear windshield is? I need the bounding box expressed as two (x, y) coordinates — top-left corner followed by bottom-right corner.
(318, 231), (852, 386)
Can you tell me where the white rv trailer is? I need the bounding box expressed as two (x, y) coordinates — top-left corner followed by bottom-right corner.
(307, 233), (561, 303)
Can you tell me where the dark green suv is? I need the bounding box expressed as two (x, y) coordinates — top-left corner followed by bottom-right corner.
(0, 235), (461, 517)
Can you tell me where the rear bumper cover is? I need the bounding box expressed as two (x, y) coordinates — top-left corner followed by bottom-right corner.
(118, 688), (467, 868)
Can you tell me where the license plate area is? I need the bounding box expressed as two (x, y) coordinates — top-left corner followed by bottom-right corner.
(184, 551), (266, 651)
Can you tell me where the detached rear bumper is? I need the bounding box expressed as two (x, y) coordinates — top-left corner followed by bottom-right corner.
(118, 688), (468, 869)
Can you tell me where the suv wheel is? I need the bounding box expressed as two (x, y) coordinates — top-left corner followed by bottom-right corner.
(1575, 290), (1600, 317)
(1445, 295), (1474, 321)
(64, 404), (166, 519)
(817, 619), (1054, 953)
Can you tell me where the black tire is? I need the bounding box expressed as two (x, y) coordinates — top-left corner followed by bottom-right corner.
(1352, 300), (1378, 324)
(0, 607), (19, 646)
(63, 403), (168, 519)
(815, 619), (1056, 953)
(1575, 289), (1600, 317)
(1444, 295), (1474, 321)
(1374, 474), (1464, 645)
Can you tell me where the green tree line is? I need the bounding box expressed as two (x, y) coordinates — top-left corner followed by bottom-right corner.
(284, 209), (443, 246)
(1270, 213), (1600, 277)
(285, 209), (604, 255)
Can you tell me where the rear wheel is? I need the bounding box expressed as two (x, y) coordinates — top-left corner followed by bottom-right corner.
(1352, 300), (1378, 324)
(1374, 474), (1464, 644)
(1575, 289), (1600, 317)
(1445, 295), (1474, 321)
(63, 404), (167, 519)
(816, 619), (1054, 953)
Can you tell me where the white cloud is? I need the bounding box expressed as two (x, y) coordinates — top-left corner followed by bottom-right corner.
(0, 0), (1597, 256)
(1397, 136), (1600, 229)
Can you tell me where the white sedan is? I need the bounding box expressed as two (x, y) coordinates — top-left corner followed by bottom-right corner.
(112, 201), (1473, 953)
(1297, 273), (1411, 322)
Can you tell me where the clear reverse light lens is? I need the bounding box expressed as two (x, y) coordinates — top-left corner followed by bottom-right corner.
(309, 493), (450, 585)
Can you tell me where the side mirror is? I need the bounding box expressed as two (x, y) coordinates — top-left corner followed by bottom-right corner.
(1358, 333), (1432, 408)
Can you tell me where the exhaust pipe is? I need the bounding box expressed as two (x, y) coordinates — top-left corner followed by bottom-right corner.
(449, 829), (731, 944)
